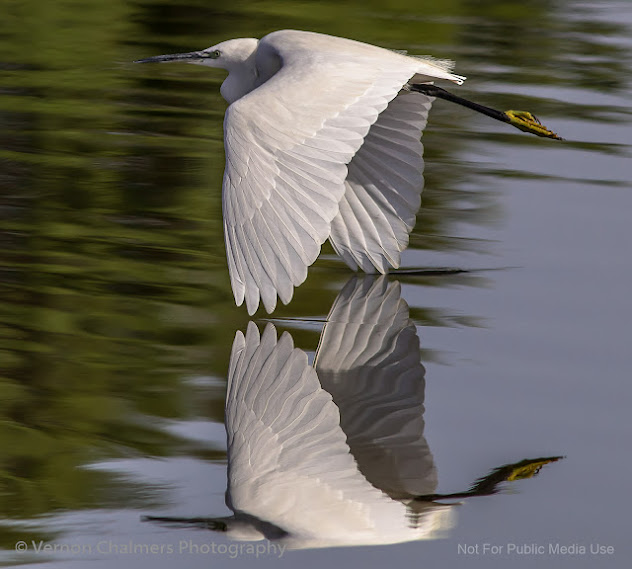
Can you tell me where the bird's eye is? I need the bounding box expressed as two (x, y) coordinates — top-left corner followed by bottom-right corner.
(209, 50), (221, 59)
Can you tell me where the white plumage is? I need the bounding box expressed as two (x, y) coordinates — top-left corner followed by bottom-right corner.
(136, 30), (465, 314)
(142, 277), (561, 544)
(221, 276), (453, 548)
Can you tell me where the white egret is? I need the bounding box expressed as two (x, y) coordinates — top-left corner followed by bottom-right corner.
(142, 276), (562, 547)
(136, 30), (561, 315)
(146, 277), (454, 547)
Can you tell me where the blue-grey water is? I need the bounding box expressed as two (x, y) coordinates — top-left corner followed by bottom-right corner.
(1, 0), (631, 568)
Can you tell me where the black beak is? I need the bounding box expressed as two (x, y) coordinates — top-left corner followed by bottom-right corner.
(134, 51), (204, 64)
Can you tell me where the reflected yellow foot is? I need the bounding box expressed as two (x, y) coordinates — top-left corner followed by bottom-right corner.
(505, 110), (563, 140)
(506, 457), (563, 481)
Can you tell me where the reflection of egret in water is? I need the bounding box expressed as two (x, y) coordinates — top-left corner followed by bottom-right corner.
(145, 277), (561, 548)
(315, 277), (437, 505)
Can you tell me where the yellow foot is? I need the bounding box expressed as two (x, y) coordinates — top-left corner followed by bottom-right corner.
(505, 110), (563, 140)
(505, 456), (563, 482)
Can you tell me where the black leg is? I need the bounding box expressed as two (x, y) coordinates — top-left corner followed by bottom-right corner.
(411, 84), (563, 140)
(413, 455), (564, 502)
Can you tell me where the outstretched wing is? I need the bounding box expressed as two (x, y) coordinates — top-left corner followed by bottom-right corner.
(329, 92), (433, 273)
(223, 30), (464, 314)
(226, 322), (452, 545)
(226, 322), (400, 541)
(314, 276), (438, 498)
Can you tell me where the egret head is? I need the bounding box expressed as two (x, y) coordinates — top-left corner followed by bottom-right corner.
(135, 38), (260, 103)
(135, 38), (259, 71)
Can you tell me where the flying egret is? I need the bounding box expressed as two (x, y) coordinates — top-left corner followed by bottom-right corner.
(145, 277), (453, 547)
(142, 276), (562, 547)
(136, 30), (561, 315)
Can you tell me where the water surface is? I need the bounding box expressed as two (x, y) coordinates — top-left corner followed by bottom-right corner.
(1, 0), (631, 567)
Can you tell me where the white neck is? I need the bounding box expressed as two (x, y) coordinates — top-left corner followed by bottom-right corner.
(220, 54), (258, 104)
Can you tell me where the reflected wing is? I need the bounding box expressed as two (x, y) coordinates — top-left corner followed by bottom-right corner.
(329, 92), (433, 273)
(314, 276), (437, 497)
(226, 322), (349, 491)
(226, 322), (417, 543)
(223, 30), (464, 314)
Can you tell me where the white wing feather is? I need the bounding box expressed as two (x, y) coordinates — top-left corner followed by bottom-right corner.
(314, 276), (438, 498)
(222, 30), (464, 314)
(329, 92), (433, 272)
(225, 322), (404, 541)
(225, 316), (453, 546)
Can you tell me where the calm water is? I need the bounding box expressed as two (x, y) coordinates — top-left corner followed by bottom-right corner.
(1, 0), (631, 567)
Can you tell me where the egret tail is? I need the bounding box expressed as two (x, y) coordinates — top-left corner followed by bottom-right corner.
(410, 84), (563, 140)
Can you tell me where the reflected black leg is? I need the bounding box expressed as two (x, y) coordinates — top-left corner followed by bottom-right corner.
(413, 456), (564, 502)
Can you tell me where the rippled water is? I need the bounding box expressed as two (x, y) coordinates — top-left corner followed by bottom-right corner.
(1, 0), (631, 567)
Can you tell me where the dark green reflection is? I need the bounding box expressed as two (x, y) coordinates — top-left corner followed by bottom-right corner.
(0, 0), (628, 554)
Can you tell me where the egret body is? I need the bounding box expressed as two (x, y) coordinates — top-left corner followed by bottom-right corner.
(136, 30), (560, 314)
(145, 277), (454, 547)
(142, 276), (562, 546)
